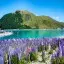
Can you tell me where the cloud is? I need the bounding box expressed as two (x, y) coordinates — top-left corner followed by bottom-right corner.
(53, 16), (64, 22)
(55, 16), (60, 20)
(53, 16), (60, 21)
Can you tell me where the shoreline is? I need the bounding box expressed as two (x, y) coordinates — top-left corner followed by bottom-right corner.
(0, 28), (64, 31)
(0, 32), (13, 37)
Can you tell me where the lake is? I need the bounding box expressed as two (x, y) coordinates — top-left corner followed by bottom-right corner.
(0, 29), (64, 40)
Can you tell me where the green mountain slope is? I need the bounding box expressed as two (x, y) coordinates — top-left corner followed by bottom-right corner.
(0, 10), (64, 29)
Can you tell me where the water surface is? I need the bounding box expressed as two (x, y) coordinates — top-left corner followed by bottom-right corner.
(0, 29), (64, 40)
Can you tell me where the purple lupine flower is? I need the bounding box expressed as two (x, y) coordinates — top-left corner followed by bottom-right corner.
(59, 45), (62, 57)
(31, 47), (37, 52)
(9, 46), (15, 55)
(0, 38), (64, 62)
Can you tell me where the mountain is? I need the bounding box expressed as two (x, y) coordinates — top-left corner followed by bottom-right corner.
(0, 10), (64, 29)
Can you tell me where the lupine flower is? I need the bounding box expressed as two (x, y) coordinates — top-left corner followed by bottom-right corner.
(0, 38), (64, 62)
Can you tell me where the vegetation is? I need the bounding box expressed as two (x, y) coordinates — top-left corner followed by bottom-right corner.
(20, 57), (27, 64)
(45, 45), (49, 51)
(38, 45), (45, 52)
(51, 44), (57, 50)
(11, 54), (19, 64)
(0, 10), (64, 29)
(10, 52), (38, 64)
(51, 57), (64, 64)
(38, 45), (43, 52)
(30, 52), (38, 61)
(48, 49), (53, 54)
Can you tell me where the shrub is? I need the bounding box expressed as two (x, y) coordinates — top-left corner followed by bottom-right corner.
(30, 52), (38, 61)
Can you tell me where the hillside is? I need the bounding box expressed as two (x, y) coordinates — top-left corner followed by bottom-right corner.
(0, 10), (64, 29)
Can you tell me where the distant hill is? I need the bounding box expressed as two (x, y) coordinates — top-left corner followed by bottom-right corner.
(0, 10), (64, 29)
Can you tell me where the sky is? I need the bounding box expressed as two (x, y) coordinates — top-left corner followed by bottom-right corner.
(0, 0), (64, 22)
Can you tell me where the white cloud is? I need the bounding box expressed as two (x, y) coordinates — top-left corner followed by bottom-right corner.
(55, 16), (60, 20)
(52, 16), (64, 22)
(53, 16), (60, 21)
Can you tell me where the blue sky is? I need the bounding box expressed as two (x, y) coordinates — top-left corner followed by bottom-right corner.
(0, 0), (64, 22)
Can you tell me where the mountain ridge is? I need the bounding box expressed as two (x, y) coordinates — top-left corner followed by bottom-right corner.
(0, 10), (64, 29)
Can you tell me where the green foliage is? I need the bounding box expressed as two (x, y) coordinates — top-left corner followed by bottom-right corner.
(38, 45), (49, 52)
(0, 13), (22, 29)
(38, 45), (43, 52)
(48, 49), (53, 54)
(20, 58), (27, 64)
(42, 51), (46, 62)
(0, 10), (64, 29)
(45, 45), (49, 51)
(11, 55), (19, 64)
(30, 52), (38, 61)
(19, 25), (31, 29)
(51, 44), (57, 50)
(51, 57), (64, 64)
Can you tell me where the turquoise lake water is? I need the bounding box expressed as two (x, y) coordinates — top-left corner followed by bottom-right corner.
(0, 29), (64, 40)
